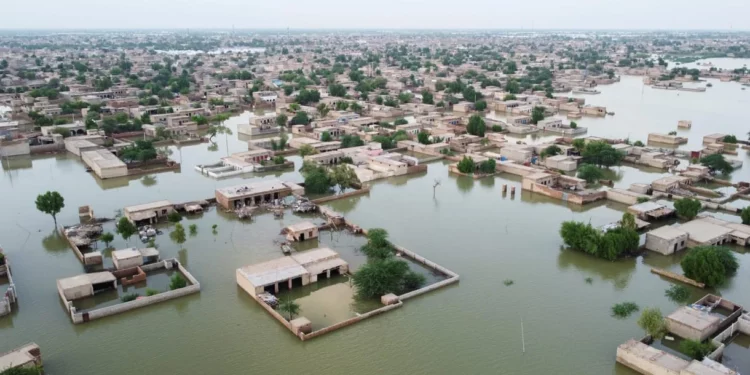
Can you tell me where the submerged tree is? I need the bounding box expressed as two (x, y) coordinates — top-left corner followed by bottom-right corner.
(35, 191), (65, 226)
(169, 274), (187, 290)
(680, 246), (738, 287)
(170, 223), (187, 249)
(100, 232), (114, 247)
(116, 217), (137, 243)
(638, 308), (667, 339)
(674, 198), (701, 220)
(278, 298), (301, 321)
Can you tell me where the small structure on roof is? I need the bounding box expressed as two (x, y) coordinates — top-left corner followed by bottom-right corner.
(283, 222), (319, 242)
(216, 179), (304, 210)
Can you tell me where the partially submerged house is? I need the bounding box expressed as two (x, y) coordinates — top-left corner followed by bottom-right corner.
(666, 295), (743, 341)
(236, 248), (349, 296)
(215, 180), (304, 210)
(112, 247), (160, 270)
(57, 272), (118, 301)
(645, 226), (689, 255)
(283, 222), (319, 242)
(0, 343), (42, 373)
(124, 200), (175, 226)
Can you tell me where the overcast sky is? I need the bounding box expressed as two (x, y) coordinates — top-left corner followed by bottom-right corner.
(2, 0), (749, 30)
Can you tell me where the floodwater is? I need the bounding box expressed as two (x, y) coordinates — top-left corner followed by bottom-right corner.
(3, 74), (750, 374)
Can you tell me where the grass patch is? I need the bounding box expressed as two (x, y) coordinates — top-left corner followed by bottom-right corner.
(665, 285), (691, 304)
(120, 293), (139, 302)
(503, 279), (514, 286)
(679, 339), (716, 360)
(611, 302), (640, 318)
(146, 288), (159, 296)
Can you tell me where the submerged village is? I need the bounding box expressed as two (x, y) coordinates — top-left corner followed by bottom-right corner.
(2, 30), (750, 375)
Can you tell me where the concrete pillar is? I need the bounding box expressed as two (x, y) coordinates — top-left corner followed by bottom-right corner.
(326, 269), (331, 279)
(274, 282), (279, 293)
(288, 279), (293, 290)
(502, 184), (507, 193)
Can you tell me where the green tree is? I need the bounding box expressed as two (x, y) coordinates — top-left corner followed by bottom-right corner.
(621, 212), (637, 231)
(100, 232), (114, 247)
(299, 144), (318, 157)
(457, 156), (475, 174)
(278, 298), (301, 320)
(303, 165), (333, 194)
(35, 191), (65, 226)
(742, 206), (750, 225)
(674, 198), (701, 220)
(360, 228), (394, 259)
(116, 217), (137, 243)
(417, 131), (431, 145)
(638, 308), (667, 339)
(340, 134), (364, 148)
(679, 339), (715, 360)
(169, 274), (187, 290)
(700, 154), (733, 175)
(503, 94), (517, 101)
(474, 100), (487, 111)
(291, 111), (311, 125)
(170, 223), (187, 248)
(167, 211), (182, 223)
(320, 131), (333, 142)
(394, 118), (408, 126)
(572, 138), (586, 152)
(353, 258), (414, 298)
(539, 145), (562, 159)
(633, 140), (645, 147)
(681, 246), (738, 287)
(189, 224), (198, 236)
(581, 141), (623, 167)
(421, 90), (434, 104)
(466, 114), (486, 137)
(478, 159), (496, 174)
(276, 114), (287, 127)
(328, 83), (346, 97)
(349, 102), (363, 114)
(316, 103), (330, 118)
(569, 121), (577, 129)
(577, 164), (603, 183)
(330, 164), (358, 193)
(531, 106), (545, 124)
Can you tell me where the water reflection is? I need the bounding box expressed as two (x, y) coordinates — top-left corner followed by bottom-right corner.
(454, 175), (475, 194)
(479, 176), (495, 188)
(1, 156), (32, 170)
(141, 175), (157, 187)
(42, 229), (69, 253)
(556, 248), (637, 290)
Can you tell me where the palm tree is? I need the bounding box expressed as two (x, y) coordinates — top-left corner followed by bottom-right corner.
(278, 298), (300, 321)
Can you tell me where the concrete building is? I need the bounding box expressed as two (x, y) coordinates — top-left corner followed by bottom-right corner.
(677, 219), (733, 247)
(616, 339), (737, 375)
(81, 149), (128, 179)
(215, 180), (304, 210)
(112, 248), (159, 270)
(666, 295), (743, 341)
(645, 226), (689, 255)
(545, 154), (577, 171)
(0, 139), (30, 157)
(648, 133), (688, 145)
(652, 176), (691, 193)
(500, 144), (534, 163)
(236, 248), (349, 296)
(124, 200), (175, 225)
(283, 222), (319, 242)
(57, 272), (117, 301)
(628, 202), (675, 221)
(238, 115), (281, 136)
(0, 343), (42, 373)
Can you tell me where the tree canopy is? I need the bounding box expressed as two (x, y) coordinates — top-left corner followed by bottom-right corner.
(638, 308), (667, 340)
(559, 213), (639, 261)
(35, 191), (65, 226)
(577, 164), (603, 183)
(681, 246), (738, 287)
(581, 141), (624, 167)
(700, 154), (733, 175)
(466, 114), (486, 137)
(674, 198), (701, 220)
(457, 156), (475, 174)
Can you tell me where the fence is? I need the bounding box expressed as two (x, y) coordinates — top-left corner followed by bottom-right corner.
(0, 258), (16, 317)
(311, 186), (371, 204)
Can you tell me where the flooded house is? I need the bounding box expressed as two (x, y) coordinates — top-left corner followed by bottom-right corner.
(124, 200), (176, 226)
(0, 343), (42, 373)
(666, 295), (743, 341)
(111, 248), (160, 270)
(645, 226), (689, 255)
(215, 180), (304, 210)
(283, 222), (319, 242)
(57, 272), (118, 301)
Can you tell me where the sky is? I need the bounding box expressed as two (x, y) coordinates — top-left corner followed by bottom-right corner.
(2, 0), (750, 30)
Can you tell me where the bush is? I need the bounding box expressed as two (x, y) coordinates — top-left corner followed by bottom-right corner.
(478, 159), (496, 174)
(169, 274), (188, 290)
(722, 134), (737, 144)
(560, 213), (639, 260)
(636, 197), (650, 203)
(633, 140), (645, 147)
(611, 302), (640, 318)
(188, 224), (198, 235)
(457, 156), (475, 174)
(577, 164), (603, 183)
(741, 206), (750, 225)
(466, 114), (486, 137)
(491, 125), (503, 132)
(665, 284), (691, 304)
(146, 288), (159, 296)
(681, 246), (738, 287)
(394, 118), (408, 126)
(679, 339), (715, 360)
(167, 211), (182, 223)
(638, 308), (667, 339)
(121, 293), (138, 302)
(674, 198), (701, 219)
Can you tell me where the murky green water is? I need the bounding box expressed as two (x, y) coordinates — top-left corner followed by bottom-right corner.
(2, 76), (750, 374)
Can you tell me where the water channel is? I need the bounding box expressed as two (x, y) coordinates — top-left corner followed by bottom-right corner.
(2, 70), (750, 374)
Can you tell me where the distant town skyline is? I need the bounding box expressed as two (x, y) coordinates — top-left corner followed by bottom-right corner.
(2, 0), (749, 31)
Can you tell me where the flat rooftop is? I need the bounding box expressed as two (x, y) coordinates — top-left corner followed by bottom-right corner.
(648, 225), (688, 240)
(216, 179), (297, 199)
(125, 200), (173, 213)
(678, 219), (734, 243)
(667, 306), (722, 332)
(285, 221), (318, 233)
(237, 256), (309, 288)
(618, 339), (689, 372)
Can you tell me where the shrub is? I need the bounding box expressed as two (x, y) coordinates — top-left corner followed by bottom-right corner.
(169, 274), (188, 290)
(491, 125), (503, 132)
(577, 164), (603, 183)
(559, 213), (639, 261)
(121, 293), (138, 302)
(665, 284), (691, 304)
(611, 302), (639, 318)
(636, 197), (650, 203)
(146, 288), (159, 296)
(674, 198), (701, 220)
(633, 140), (645, 147)
(741, 206), (750, 225)
(679, 339), (715, 360)
(503, 279), (514, 286)
(638, 308), (667, 339)
(722, 134), (737, 144)
(478, 159), (496, 174)
(188, 224), (198, 235)
(681, 246), (738, 287)
(457, 156), (475, 174)
(167, 211), (182, 223)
